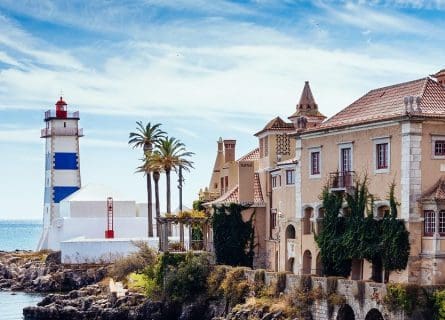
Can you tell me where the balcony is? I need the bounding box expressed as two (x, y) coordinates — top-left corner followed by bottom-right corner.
(329, 171), (355, 192)
(41, 127), (84, 138)
(44, 110), (80, 121)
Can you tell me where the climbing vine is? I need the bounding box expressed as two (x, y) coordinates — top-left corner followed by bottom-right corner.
(212, 203), (255, 267)
(316, 178), (410, 279)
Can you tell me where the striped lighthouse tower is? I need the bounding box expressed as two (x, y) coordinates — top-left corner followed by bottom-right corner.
(37, 97), (83, 250)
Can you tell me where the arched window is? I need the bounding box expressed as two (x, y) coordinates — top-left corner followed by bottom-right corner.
(424, 210), (435, 236)
(303, 207), (313, 234)
(302, 250), (312, 274)
(285, 224), (296, 239)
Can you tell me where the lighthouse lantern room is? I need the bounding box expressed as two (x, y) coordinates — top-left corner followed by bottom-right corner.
(37, 97), (83, 251)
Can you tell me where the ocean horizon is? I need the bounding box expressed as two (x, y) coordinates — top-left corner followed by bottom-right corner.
(0, 220), (42, 252)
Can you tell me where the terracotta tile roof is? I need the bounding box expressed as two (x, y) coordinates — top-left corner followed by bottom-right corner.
(253, 173), (265, 204)
(237, 148), (259, 162)
(422, 176), (445, 201)
(204, 173), (265, 206)
(255, 116), (295, 136)
(305, 77), (445, 132)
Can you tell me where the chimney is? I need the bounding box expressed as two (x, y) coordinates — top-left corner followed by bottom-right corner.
(238, 161), (254, 204)
(223, 139), (236, 163)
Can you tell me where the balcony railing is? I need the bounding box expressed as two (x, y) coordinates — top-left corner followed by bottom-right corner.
(41, 127), (83, 138)
(329, 171), (355, 190)
(44, 110), (80, 120)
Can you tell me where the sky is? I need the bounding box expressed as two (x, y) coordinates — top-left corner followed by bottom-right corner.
(0, 0), (444, 219)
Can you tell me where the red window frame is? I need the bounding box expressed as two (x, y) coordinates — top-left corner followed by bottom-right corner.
(376, 143), (388, 169)
(435, 140), (445, 156)
(424, 210), (435, 236)
(311, 151), (320, 175)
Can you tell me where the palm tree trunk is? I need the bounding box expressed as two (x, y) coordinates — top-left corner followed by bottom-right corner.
(154, 171), (161, 238)
(166, 169), (171, 214)
(147, 173), (153, 237)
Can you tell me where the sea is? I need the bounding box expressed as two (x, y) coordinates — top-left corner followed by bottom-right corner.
(0, 220), (43, 320)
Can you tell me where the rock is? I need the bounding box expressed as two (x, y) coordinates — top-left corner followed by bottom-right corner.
(45, 251), (61, 265)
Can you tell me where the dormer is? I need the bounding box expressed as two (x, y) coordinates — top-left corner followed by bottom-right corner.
(432, 69), (445, 87)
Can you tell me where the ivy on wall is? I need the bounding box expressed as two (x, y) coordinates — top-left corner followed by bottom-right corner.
(212, 203), (255, 267)
(315, 178), (410, 280)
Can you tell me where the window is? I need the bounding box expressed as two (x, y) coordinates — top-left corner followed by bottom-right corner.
(224, 176), (228, 193)
(311, 151), (320, 175)
(373, 137), (390, 173)
(341, 148), (351, 172)
(424, 210), (435, 236)
(435, 140), (445, 156)
(286, 170), (295, 185)
(220, 177), (224, 195)
(272, 174), (281, 188)
(440, 211), (445, 236)
(376, 143), (388, 169)
(270, 209), (277, 230)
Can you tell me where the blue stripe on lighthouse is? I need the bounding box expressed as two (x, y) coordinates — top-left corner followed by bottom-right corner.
(54, 153), (78, 170)
(53, 186), (79, 203)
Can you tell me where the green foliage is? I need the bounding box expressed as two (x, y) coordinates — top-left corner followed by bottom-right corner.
(162, 252), (211, 303)
(212, 203), (255, 267)
(207, 265), (230, 297)
(193, 200), (205, 211)
(316, 179), (410, 278)
(381, 183), (410, 273)
(220, 267), (251, 307)
(315, 187), (351, 277)
(434, 290), (445, 320)
(384, 283), (431, 316)
(110, 241), (158, 281)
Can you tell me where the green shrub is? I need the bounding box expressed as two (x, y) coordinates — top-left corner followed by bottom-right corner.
(434, 290), (445, 320)
(163, 252), (210, 303)
(110, 242), (157, 281)
(207, 265), (230, 297)
(384, 283), (429, 315)
(221, 267), (251, 307)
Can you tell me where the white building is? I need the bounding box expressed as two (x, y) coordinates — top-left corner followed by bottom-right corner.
(37, 98), (188, 263)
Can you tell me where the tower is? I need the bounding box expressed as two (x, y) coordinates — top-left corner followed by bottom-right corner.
(37, 97), (83, 250)
(288, 81), (326, 130)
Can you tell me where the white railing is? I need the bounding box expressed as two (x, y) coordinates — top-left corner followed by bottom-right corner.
(41, 127), (83, 137)
(44, 110), (80, 120)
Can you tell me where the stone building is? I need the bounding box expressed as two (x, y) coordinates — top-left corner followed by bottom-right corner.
(200, 69), (445, 286)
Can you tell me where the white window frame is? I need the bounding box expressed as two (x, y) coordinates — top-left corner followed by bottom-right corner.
(338, 142), (353, 172)
(309, 146), (322, 179)
(432, 135), (445, 160)
(372, 137), (391, 174)
(271, 172), (281, 189)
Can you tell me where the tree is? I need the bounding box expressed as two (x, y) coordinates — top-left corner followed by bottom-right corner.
(138, 152), (164, 237)
(129, 121), (165, 237)
(156, 137), (194, 214)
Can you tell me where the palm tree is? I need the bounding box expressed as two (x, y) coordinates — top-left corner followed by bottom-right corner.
(137, 152), (163, 237)
(157, 137), (194, 214)
(129, 121), (165, 237)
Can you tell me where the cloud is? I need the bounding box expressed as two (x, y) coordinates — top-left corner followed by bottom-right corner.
(317, 1), (439, 35)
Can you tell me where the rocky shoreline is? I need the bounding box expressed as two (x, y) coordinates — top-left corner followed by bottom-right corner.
(0, 251), (228, 320)
(0, 251), (108, 293)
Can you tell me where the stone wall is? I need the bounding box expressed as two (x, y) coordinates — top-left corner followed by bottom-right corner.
(244, 270), (402, 320)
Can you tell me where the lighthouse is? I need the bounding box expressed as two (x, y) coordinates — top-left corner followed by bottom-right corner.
(37, 97), (83, 250)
